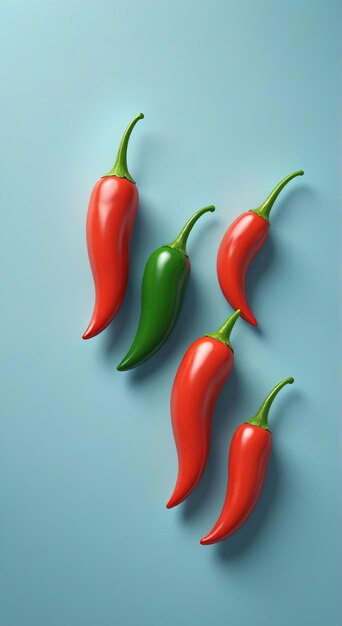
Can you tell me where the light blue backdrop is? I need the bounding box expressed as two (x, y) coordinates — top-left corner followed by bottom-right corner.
(0, 1), (340, 625)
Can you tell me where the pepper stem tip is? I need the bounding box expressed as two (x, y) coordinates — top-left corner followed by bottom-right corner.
(248, 376), (295, 430)
(103, 112), (144, 182)
(207, 309), (241, 349)
(168, 205), (215, 256)
(252, 170), (304, 222)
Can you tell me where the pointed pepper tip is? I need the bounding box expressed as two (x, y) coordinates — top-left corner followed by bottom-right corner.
(200, 536), (212, 546)
(166, 493), (180, 509)
(82, 324), (97, 340)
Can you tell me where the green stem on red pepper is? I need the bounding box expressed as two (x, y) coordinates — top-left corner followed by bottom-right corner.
(248, 376), (294, 431)
(207, 309), (241, 351)
(252, 170), (304, 223)
(103, 112), (144, 182)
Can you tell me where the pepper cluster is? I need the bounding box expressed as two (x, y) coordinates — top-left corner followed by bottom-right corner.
(82, 113), (303, 545)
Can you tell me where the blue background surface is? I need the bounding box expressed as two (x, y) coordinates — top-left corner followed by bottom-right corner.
(0, 1), (340, 625)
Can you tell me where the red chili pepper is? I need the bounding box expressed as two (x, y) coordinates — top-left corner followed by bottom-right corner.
(82, 113), (144, 340)
(200, 377), (294, 545)
(217, 171), (304, 326)
(166, 310), (240, 509)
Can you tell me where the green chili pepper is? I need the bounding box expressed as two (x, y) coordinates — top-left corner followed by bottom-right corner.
(117, 205), (215, 371)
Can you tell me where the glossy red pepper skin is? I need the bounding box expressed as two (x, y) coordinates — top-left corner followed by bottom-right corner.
(83, 177), (138, 339)
(167, 311), (240, 509)
(201, 424), (271, 543)
(201, 377), (294, 545)
(217, 171), (304, 327)
(217, 212), (268, 326)
(83, 113), (143, 340)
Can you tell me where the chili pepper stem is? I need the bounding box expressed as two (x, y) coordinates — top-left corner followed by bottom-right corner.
(103, 112), (144, 183)
(248, 377), (294, 431)
(168, 206), (215, 256)
(207, 309), (241, 350)
(252, 171), (304, 222)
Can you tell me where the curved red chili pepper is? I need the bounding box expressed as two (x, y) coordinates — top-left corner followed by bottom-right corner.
(166, 310), (240, 509)
(217, 171), (304, 326)
(200, 377), (294, 545)
(83, 113), (143, 340)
